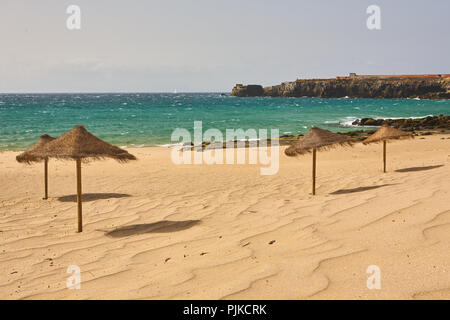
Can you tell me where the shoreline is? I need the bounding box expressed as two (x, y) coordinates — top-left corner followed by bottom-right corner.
(3, 129), (449, 153)
(3, 130), (449, 152)
(3, 131), (449, 157)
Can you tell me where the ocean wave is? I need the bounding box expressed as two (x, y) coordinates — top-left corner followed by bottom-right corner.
(379, 114), (434, 120)
(157, 143), (184, 148)
(325, 114), (435, 128)
(323, 116), (358, 127)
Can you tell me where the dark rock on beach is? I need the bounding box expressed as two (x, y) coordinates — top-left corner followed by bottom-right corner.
(339, 130), (377, 141)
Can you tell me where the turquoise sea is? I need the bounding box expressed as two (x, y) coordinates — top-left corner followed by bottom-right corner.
(0, 93), (449, 150)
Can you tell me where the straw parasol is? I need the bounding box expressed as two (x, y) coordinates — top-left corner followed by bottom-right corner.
(33, 125), (137, 232)
(16, 134), (56, 199)
(285, 126), (353, 195)
(363, 124), (413, 173)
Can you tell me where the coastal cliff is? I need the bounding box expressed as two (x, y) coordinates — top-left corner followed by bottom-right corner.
(231, 84), (264, 97)
(232, 74), (450, 99)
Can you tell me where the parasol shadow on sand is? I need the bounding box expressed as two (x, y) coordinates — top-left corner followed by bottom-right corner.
(363, 124), (413, 173)
(330, 183), (396, 195)
(285, 127), (353, 195)
(58, 193), (131, 202)
(395, 165), (443, 173)
(104, 220), (201, 238)
(32, 125), (137, 232)
(16, 134), (56, 200)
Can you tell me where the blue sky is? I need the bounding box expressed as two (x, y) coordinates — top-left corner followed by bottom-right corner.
(0, 0), (449, 92)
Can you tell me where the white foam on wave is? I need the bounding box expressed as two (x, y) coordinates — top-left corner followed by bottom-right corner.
(382, 114), (434, 120)
(157, 143), (185, 148)
(340, 117), (360, 127)
(120, 144), (148, 148)
(326, 114), (435, 128)
(324, 116), (358, 127)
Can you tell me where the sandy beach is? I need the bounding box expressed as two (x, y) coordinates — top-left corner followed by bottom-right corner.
(0, 134), (449, 300)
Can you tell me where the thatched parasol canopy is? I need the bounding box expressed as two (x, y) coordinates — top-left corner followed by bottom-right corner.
(362, 124), (413, 173)
(31, 125), (137, 232)
(284, 127), (353, 195)
(363, 124), (413, 144)
(16, 134), (56, 164)
(285, 126), (353, 157)
(16, 134), (57, 200)
(34, 125), (136, 162)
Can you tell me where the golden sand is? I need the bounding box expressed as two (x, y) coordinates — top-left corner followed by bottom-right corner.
(0, 134), (449, 299)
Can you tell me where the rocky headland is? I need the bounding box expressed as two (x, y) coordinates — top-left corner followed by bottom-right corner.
(232, 74), (450, 99)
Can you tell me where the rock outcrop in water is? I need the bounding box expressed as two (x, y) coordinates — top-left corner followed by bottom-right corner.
(352, 114), (450, 131)
(231, 84), (264, 97)
(232, 74), (450, 99)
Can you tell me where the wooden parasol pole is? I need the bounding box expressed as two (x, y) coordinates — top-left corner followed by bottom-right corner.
(312, 148), (317, 195)
(383, 140), (387, 173)
(43, 159), (48, 200)
(76, 159), (83, 232)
